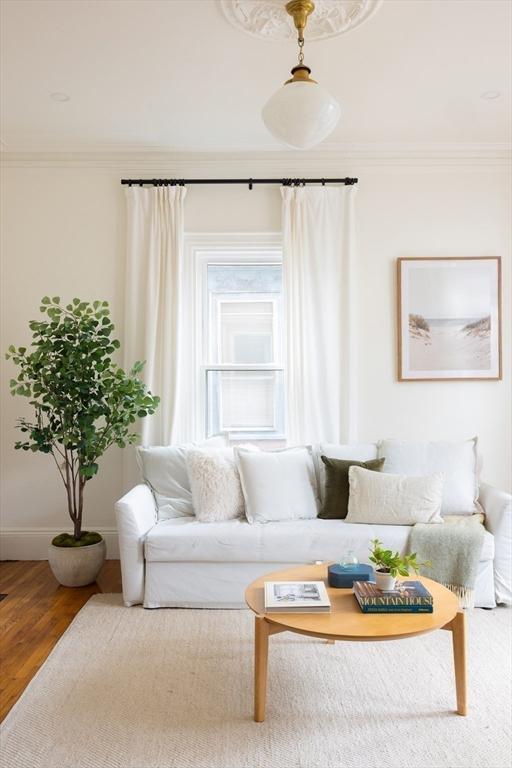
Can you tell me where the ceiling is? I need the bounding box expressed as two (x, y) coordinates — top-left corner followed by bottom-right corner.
(0, 0), (510, 154)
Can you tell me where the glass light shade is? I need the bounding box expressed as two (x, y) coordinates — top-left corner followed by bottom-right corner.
(262, 80), (341, 149)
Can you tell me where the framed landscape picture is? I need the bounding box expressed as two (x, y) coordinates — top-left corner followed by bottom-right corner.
(397, 257), (502, 381)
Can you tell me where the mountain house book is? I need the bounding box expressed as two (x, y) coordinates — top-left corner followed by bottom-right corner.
(264, 581), (331, 613)
(353, 580), (434, 613)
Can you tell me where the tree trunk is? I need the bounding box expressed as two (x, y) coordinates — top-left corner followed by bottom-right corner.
(76, 477), (86, 540)
(72, 469), (82, 541)
(64, 452), (76, 527)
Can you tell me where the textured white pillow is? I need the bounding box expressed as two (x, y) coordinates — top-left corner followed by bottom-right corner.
(236, 446), (319, 524)
(136, 435), (227, 520)
(377, 437), (479, 515)
(186, 446), (258, 523)
(346, 466), (444, 525)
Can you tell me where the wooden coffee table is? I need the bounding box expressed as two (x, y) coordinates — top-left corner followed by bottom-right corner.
(245, 564), (466, 722)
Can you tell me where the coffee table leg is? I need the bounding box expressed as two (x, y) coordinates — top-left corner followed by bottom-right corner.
(254, 616), (270, 722)
(451, 611), (467, 715)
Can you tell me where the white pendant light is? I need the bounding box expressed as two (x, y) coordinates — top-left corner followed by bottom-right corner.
(262, 1), (341, 149)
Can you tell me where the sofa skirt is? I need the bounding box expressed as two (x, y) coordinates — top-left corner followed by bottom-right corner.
(142, 558), (496, 609)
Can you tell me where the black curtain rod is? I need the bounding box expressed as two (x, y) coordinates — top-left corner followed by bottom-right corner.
(121, 177), (358, 190)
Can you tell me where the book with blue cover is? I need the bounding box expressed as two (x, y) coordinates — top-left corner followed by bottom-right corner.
(353, 580), (434, 613)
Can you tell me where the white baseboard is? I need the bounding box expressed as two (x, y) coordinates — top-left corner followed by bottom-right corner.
(0, 527), (119, 560)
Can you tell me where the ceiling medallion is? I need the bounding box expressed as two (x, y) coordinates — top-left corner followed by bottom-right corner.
(220, 0), (382, 42)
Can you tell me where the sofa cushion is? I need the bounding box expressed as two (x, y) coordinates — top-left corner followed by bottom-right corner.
(145, 518), (404, 563)
(319, 456), (385, 520)
(186, 445), (258, 523)
(136, 435), (227, 521)
(315, 443), (378, 502)
(144, 517), (493, 564)
(346, 466), (444, 525)
(236, 446), (319, 524)
(377, 437), (480, 516)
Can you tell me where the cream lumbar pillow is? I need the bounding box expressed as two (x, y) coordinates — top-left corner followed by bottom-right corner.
(235, 446), (319, 524)
(186, 446), (258, 523)
(346, 466), (444, 525)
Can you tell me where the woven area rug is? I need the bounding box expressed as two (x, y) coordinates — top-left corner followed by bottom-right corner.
(1, 595), (511, 768)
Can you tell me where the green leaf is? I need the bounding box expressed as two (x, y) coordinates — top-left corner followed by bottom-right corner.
(131, 360), (144, 374)
(80, 463), (99, 479)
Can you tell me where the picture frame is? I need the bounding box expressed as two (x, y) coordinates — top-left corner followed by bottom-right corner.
(397, 257), (502, 381)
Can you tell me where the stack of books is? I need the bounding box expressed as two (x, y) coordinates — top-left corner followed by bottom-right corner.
(353, 580), (433, 613)
(264, 581), (331, 613)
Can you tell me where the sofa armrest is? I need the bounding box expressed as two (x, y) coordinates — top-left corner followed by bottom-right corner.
(479, 482), (512, 605)
(115, 484), (157, 606)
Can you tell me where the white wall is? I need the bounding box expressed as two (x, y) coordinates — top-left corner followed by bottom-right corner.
(1, 151), (510, 558)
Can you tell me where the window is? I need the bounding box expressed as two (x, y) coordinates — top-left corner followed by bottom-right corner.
(190, 235), (283, 441)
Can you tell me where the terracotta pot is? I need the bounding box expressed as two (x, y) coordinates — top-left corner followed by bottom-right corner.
(375, 569), (397, 592)
(48, 539), (106, 587)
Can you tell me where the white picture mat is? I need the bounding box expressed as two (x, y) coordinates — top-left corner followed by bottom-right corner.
(399, 258), (501, 380)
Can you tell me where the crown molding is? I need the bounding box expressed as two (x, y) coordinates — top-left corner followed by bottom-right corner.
(1, 143), (510, 171)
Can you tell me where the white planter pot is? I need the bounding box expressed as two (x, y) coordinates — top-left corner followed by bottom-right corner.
(48, 539), (106, 587)
(375, 570), (397, 591)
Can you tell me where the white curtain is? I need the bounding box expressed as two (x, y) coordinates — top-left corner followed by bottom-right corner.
(281, 185), (358, 445)
(124, 185), (187, 445)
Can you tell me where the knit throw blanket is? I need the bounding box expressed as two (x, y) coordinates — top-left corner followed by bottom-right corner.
(409, 514), (485, 608)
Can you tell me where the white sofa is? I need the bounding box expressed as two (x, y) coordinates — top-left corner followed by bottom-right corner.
(115, 443), (512, 610)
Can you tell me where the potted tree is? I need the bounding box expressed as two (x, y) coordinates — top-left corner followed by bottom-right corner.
(6, 296), (159, 587)
(369, 538), (431, 591)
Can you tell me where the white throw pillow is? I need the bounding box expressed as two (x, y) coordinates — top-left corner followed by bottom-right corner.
(236, 446), (319, 524)
(186, 446), (258, 523)
(346, 466), (444, 525)
(377, 437), (479, 515)
(314, 443), (378, 502)
(136, 435), (227, 520)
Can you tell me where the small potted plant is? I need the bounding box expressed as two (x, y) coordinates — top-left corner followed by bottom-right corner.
(369, 538), (431, 591)
(6, 297), (159, 587)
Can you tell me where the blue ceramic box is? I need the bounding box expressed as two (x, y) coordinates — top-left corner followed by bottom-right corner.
(328, 563), (375, 588)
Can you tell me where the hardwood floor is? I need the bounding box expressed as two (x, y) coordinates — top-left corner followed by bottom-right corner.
(0, 559), (122, 722)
